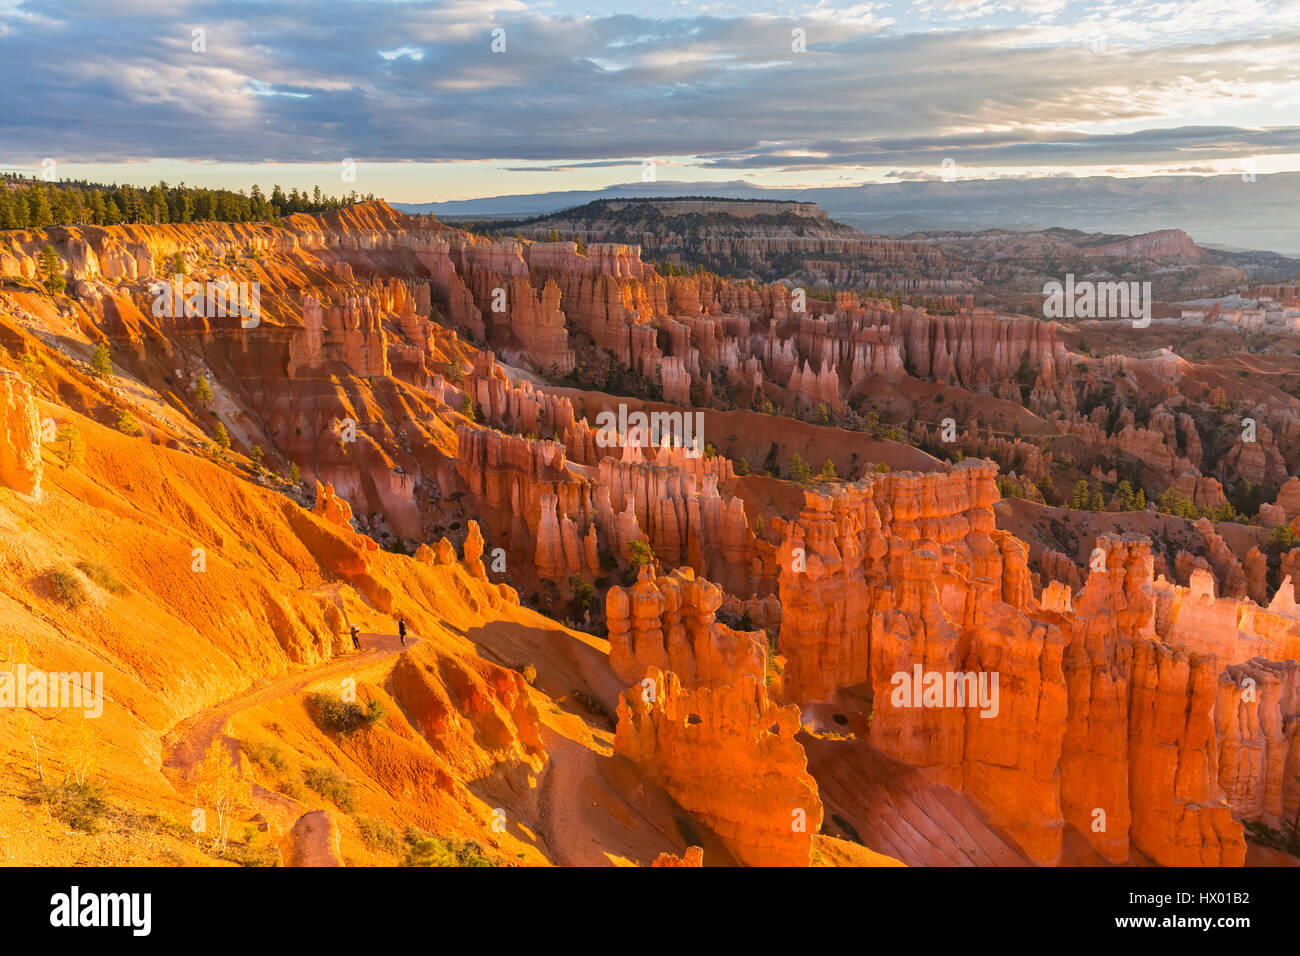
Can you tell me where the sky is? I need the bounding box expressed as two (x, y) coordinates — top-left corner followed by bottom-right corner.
(1, 0), (1299, 202)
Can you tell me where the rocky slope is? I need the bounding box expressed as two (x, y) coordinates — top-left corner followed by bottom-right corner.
(1, 199), (1296, 868)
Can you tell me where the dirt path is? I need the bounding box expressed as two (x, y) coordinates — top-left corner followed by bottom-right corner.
(161, 631), (420, 867)
(286, 810), (343, 867)
(535, 727), (604, 867)
(162, 631), (417, 778)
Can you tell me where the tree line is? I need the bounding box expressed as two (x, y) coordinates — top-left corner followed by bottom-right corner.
(0, 175), (377, 231)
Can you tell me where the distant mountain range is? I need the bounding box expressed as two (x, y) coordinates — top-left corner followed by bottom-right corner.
(394, 173), (1300, 258)
(455, 196), (1298, 300)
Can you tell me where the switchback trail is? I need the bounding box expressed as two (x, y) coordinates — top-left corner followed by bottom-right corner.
(162, 631), (419, 778)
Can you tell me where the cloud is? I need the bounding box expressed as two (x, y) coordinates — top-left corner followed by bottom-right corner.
(700, 125), (1300, 171)
(0, 0), (1297, 180)
(379, 47), (425, 62)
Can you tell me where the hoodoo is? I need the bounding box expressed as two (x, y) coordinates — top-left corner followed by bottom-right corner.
(0, 189), (1297, 875)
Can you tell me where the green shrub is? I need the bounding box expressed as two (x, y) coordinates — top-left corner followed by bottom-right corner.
(76, 560), (128, 595)
(569, 687), (612, 724)
(214, 841), (280, 867)
(34, 780), (106, 832)
(402, 835), (495, 867)
(47, 565), (88, 608)
(302, 765), (356, 813)
(569, 575), (595, 612)
(309, 692), (386, 734)
(277, 779), (306, 801)
(1270, 524), (1297, 552)
(626, 540), (653, 569)
(356, 816), (402, 855)
(115, 410), (143, 437)
(242, 740), (290, 775)
(15, 352), (42, 386)
(210, 826), (280, 867)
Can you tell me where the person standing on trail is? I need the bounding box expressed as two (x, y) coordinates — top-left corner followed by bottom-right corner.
(398, 617), (408, 646)
(350, 625), (361, 651)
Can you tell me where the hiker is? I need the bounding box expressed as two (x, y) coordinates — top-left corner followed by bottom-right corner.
(398, 617), (408, 646)
(350, 625), (361, 651)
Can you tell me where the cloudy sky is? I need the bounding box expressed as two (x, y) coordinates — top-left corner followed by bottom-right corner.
(1, 0), (1298, 201)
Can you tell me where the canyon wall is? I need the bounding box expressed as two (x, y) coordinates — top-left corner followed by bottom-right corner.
(774, 463), (1255, 866)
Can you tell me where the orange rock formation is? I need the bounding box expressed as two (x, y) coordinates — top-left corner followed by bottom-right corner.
(615, 667), (823, 867)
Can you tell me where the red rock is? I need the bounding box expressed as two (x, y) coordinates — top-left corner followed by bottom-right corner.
(615, 667), (822, 867)
(312, 480), (354, 529)
(434, 537), (457, 565)
(463, 520), (488, 579)
(606, 565), (765, 687)
(1126, 639), (1245, 866)
(0, 370), (42, 496)
(651, 847), (704, 866)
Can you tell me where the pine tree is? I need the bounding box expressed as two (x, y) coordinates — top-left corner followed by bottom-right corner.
(30, 185), (53, 229)
(195, 375), (214, 404)
(213, 421), (231, 452)
(788, 453), (812, 484)
(89, 342), (112, 377)
(1069, 480), (1091, 510)
(1113, 479), (1135, 511)
(627, 539), (653, 569)
(115, 409), (143, 436)
(54, 424), (84, 468)
(88, 191), (106, 225)
(288, 461), (301, 484)
(39, 244), (65, 293)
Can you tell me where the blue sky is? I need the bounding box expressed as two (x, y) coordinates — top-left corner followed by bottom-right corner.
(1, 0), (1298, 201)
